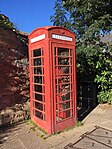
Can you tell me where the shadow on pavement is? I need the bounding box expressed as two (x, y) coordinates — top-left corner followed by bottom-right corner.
(78, 107), (94, 121)
(0, 123), (22, 147)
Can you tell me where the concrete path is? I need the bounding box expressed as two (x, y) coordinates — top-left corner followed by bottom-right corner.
(0, 104), (112, 149)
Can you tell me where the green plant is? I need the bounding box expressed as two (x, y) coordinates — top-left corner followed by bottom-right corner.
(95, 47), (112, 104)
(51, 0), (112, 104)
(0, 13), (15, 30)
(30, 127), (36, 131)
(50, 0), (73, 31)
(26, 120), (48, 139)
(76, 121), (83, 127)
(108, 89), (112, 104)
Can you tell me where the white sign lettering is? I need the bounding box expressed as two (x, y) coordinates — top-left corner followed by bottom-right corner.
(52, 34), (72, 41)
(31, 34), (45, 43)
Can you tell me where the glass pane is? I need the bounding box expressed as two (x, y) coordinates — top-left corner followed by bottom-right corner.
(56, 84), (70, 93)
(35, 110), (43, 120)
(58, 66), (70, 74)
(59, 76), (70, 83)
(34, 76), (42, 84)
(54, 47), (56, 56)
(59, 110), (71, 120)
(66, 110), (71, 118)
(35, 102), (43, 111)
(58, 57), (69, 65)
(62, 101), (70, 110)
(34, 58), (41, 66)
(62, 84), (70, 92)
(35, 93), (42, 101)
(70, 49), (72, 56)
(61, 92), (70, 101)
(34, 85), (42, 93)
(33, 49), (41, 57)
(58, 48), (69, 56)
(34, 67), (42, 74)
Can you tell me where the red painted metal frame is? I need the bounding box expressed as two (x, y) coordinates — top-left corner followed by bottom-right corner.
(51, 43), (77, 133)
(28, 26), (77, 134)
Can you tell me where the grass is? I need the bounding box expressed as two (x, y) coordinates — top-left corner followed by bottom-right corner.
(25, 119), (83, 139)
(76, 121), (83, 127)
(25, 119), (48, 139)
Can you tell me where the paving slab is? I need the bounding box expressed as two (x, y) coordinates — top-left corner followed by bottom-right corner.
(64, 126), (112, 149)
(46, 104), (112, 148)
(0, 104), (112, 149)
(0, 123), (51, 149)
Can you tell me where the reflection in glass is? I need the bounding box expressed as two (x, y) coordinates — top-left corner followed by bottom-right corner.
(35, 93), (42, 101)
(34, 85), (42, 93)
(58, 66), (70, 74)
(61, 76), (70, 83)
(61, 92), (70, 101)
(58, 57), (69, 65)
(34, 58), (41, 66)
(33, 49), (41, 57)
(66, 110), (70, 118)
(56, 84), (70, 94)
(35, 110), (43, 120)
(62, 101), (70, 110)
(62, 84), (70, 92)
(58, 48), (69, 56)
(34, 67), (42, 74)
(34, 76), (42, 84)
(35, 102), (43, 111)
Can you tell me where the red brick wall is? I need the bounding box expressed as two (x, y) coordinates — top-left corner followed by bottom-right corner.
(0, 28), (29, 110)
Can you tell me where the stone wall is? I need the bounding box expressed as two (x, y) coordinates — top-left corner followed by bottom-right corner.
(0, 28), (30, 125)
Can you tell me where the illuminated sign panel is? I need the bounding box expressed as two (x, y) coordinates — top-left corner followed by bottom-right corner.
(31, 34), (45, 43)
(52, 34), (72, 41)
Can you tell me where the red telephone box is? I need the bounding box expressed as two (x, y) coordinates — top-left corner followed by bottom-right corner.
(28, 26), (77, 134)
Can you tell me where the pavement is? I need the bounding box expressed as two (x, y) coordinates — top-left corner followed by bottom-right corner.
(0, 104), (112, 149)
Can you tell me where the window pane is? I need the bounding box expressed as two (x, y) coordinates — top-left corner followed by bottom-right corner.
(33, 49), (41, 57)
(34, 67), (42, 74)
(35, 110), (43, 120)
(66, 110), (71, 118)
(62, 84), (70, 92)
(35, 93), (42, 101)
(34, 76), (42, 84)
(62, 101), (70, 110)
(61, 92), (70, 101)
(34, 58), (41, 66)
(35, 102), (43, 111)
(58, 76), (70, 83)
(58, 57), (69, 65)
(58, 66), (70, 74)
(56, 84), (70, 94)
(58, 48), (69, 56)
(34, 85), (42, 93)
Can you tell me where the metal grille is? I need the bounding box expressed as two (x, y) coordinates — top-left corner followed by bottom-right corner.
(31, 48), (45, 121)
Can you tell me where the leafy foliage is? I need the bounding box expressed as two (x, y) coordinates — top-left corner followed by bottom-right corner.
(95, 45), (112, 104)
(50, 0), (74, 31)
(0, 13), (14, 30)
(51, 0), (112, 104)
(62, 0), (112, 36)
